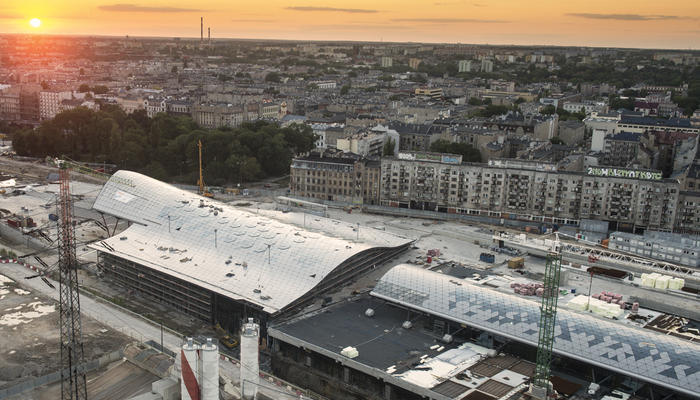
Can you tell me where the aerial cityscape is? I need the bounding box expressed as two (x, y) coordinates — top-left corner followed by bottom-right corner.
(0, 2), (699, 400)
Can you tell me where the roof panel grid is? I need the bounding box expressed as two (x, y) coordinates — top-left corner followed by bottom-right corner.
(370, 264), (700, 397)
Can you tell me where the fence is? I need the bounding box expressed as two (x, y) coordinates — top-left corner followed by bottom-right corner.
(0, 350), (123, 399)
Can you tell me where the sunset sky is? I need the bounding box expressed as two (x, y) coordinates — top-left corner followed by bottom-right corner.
(1, 0), (699, 49)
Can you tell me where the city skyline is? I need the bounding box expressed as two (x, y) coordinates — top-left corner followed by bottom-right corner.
(1, 0), (699, 50)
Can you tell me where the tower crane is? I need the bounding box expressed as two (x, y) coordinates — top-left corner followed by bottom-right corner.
(530, 233), (562, 400)
(57, 166), (88, 400)
(197, 140), (214, 198)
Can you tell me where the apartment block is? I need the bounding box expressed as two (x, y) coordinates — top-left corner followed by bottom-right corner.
(290, 152), (381, 205)
(380, 154), (679, 231)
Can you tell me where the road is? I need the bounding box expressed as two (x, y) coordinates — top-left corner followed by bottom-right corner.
(0, 262), (309, 399)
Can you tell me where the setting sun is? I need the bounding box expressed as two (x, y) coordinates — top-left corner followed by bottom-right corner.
(29, 18), (41, 28)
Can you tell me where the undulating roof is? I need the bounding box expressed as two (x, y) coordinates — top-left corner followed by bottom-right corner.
(371, 264), (700, 397)
(90, 170), (411, 314)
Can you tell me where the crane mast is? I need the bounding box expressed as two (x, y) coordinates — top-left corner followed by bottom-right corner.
(198, 140), (205, 195)
(531, 233), (562, 399)
(57, 167), (88, 400)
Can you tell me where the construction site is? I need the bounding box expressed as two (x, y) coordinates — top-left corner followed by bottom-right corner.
(0, 153), (698, 400)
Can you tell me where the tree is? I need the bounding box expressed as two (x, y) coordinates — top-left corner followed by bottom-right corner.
(171, 65), (178, 74)
(92, 85), (109, 94)
(265, 72), (281, 83)
(340, 84), (350, 95)
(541, 104), (556, 115)
(409, 74), (427, 84)
(430, 140), (481, 162)
(78, 84), (90, 93)
(383, 138), (396, 156)
(468, 97), (482, 106)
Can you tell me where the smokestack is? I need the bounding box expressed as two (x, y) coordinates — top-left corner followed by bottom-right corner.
(200, 17), (203, 42)
(208, 27), (210, 43)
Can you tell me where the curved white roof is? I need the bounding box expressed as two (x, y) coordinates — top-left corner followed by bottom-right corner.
(371, 264), (700, 397)
(90, 171), (410, 313)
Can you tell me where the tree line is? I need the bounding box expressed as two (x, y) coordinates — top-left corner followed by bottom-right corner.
(12, 106), (316, 186)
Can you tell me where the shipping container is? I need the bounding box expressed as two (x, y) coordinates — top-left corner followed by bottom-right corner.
(479, 253), (495, 263)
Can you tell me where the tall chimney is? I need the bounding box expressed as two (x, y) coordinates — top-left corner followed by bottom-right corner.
(208, 27), (211, 43)
(200, 17), (203, 42)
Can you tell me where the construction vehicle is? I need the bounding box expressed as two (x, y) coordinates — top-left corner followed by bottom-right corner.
(197, 140), (214, 198)
(215, 323), (239, 349)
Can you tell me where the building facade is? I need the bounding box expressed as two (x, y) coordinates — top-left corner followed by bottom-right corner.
(0, 87), (20, 121)
(380, 154), (679, 231)
(602, 131), (641, 167)
(290, 152), (381, 205)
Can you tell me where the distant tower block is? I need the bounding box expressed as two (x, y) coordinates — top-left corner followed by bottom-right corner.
(200, 17), (203, 42)
(240, 318), (260, 400)
(200, 338), (219, 400)
(181, 338), (200, 400)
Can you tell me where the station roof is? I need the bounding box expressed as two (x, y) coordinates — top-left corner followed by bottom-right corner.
(370, 264), (700, 397)
(89, 171), (410, 314)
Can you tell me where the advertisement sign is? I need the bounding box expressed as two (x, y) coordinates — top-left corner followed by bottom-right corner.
(586, 167), (662, 181)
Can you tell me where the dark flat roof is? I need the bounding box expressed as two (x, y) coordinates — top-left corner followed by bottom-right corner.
(272, 296), (456, 373)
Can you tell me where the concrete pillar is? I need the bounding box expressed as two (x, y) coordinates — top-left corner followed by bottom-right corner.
(384, 383), (391, 400)
(343, 366), (350, 384)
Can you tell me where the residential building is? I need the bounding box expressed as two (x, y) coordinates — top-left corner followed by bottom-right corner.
(308, 80), (336, 90)
(289, 151), (381, 204)
(583, 112), (620, 135)
(144, 97), (166, 118)
(380, 154), (678, 231)
(192, 103), (244, 129)
(116, 96), (145, 114)
(39, 91), (72, 120)
(414, 87), (443, 100)
(408, 58), (421, 69)
(562, 101), (606, 115)
(533, 115), (558, 141)
(165, 99), (192, 116)
(457, 60), (472, 73)
(0, 86), (20, 121)
(602, 131), (641, 167)
(558, 120), (585, 145)
(639, 131), (698, 177)
(676, 191), (700, 234)
(380, 56), (393, 68)
(480, 59), (494, 73)
(336, 131), (386, 157)
(617, 116), (699, 134)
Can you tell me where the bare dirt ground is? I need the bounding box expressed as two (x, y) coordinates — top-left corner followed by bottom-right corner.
(0, 270), (131, 390)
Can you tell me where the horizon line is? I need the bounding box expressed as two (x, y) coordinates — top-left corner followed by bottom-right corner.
(0, 32), (698, 52)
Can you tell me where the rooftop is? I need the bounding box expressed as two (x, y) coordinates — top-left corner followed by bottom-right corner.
(370, 264), (700, 397)
(89, 171), (411, 314)
(270, 295), (534, 400)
